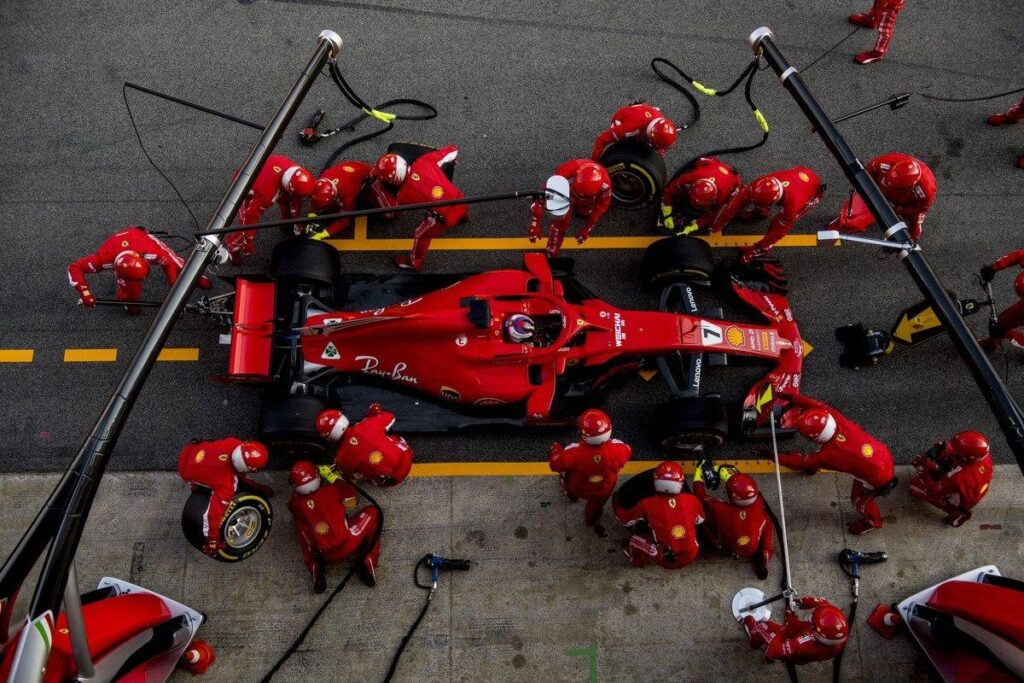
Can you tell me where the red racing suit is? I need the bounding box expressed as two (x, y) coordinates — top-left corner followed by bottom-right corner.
(693, 480), (773, 579)
(778, 395), (896, 532)
(549, 438), (633, 526)
(288, 479), (381, 589)
(591, 102), (674, 160)
(178, 438), (263, 554)
(981, 248), (1024, 350)
(68, 226), (197, 313)
(744, 597), (847, 664)
(613, 487), (705, 569)
(909, 445), (993, 527)
(529, 158), (612, 257)
(740, 167), (823, 261)
(314, 161), (380, 236)
(228, 155), (307, 261)
(850, 0), (907, 64)
(830, 153), (935, 240)
(333, 405), (413, 487)
(661, 157), (746, 234)
(376, 146), (467, 267)
(987, 96), (1024, 167)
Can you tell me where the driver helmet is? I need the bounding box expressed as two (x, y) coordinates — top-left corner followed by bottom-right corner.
(316, 409), (350, 442)
(654, 460), (685, 495)
(505, 314), (536, 343)
(230, 441), (269, 473)
(795, 408), (837, 444)
(578, 409), (612, 445)
(290, 460), (321, 495)
(114, 251), (150, 282)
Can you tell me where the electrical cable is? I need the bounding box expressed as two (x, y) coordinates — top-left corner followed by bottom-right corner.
(918, 86), (1024, 103)
(381, 555), (435, 683)
(800, 26), (863, 73)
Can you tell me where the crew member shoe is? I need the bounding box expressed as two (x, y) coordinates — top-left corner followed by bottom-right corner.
(392, 254), (423, 272)
(854, 50), (886, 65)
(848, 519), (880, 535)
(988, 113), (1011, 126)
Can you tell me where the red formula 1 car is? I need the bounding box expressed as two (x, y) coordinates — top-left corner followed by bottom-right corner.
(224, 237), (803, 458)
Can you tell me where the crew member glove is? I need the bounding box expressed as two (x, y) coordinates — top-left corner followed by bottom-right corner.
(660, 204), (675, 232)
(318, 464), (341, 484)
(80, 289), (96, 308)
(576, 228), (592, 244)
(980, 265), (996, 283)
(716, 465), (736, 484)
(311, 229), (331, 241)
(527, 218), (542, 242)
(680, 221), (699, 236)
(692, 462), (705, 483)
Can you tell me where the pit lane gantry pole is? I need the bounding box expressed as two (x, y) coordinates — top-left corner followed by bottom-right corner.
(0, 29), (342, 682)
(747, 27), (1024, 476)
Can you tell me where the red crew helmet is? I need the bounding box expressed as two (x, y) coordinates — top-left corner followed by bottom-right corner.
(230, 441), (269, 473)
(373, 153), (408, 185)
(316, 409), (350, 442)
(311, 178), (339, 212)
(654, 460), (685, 495)
(749, 176), (785, 208)
(646, 118), (678, 152)
(688, 178), (718, 210)
(811, 604), (850, 646)
(726, 473), (759, 507)
(795, 408), (837, 444)
(880, 158), (922, 191)
(290, 460), (321, 495)
(950, 430), (990, 463)
(578, 409), (612, 445)
(114, 251), (149, 282)
(572, 162), (610, 200)
(282, 165), (315, 197)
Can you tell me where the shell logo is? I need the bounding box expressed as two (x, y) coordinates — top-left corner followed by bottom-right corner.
(368, 451), (384, 465)
(719, 165), (729, 174)
(431, 186), (444, 199)
(861, 444), (874, 458)
(798, 171), (810, 182)
(194, 450), (205, 463)
(726, 326), (744, 348)
(315, 522), (330, 535)
(980, 483), (989, 495)
(343, 165), (355, 173)
(588, 475), (604, 484)
(671, 525), (686, 539)
(737, 535), (751, 546)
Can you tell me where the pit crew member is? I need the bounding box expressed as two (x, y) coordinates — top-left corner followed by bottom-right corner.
(288, 460), (381, 592)
(590, 102), (678, 160)
(980, 248), (1024, 351)
(660, 157), (745, 235)
(371, 146), (467, 271)
(743, 596), (849, 664)
(548, 409), (633, 527)
(828, 152), (935, 240)
(308, 160), (389, 238)
(737, 167), (823, 263)
(316, 404), (414, 487)
(68, 226), (209, 314)
(775, 394), (896, 535)
(177, 438), (271, 557)
(612, 461), (705, 569)
(692, 463), (773, 579)
(909, 430), (993, 527)
(849, 0), (907, 65)
(986, 95), (1024, 169)
(528, 159), (612, 257)
(228, 155), (315, 263)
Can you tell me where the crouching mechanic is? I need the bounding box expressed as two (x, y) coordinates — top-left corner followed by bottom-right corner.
(660, 157), (745, 235)
(371, 146), (468, 271)
(308, 160), (389, 239)
(68, 226), (210, 314)
(737, 167), (823, 263)
(528, 159), (612, 257)
(288, 461), (381, 592)
(177, 439), (271, 557)
(743, 596), (849, 664)
(980, 248), (1024, 352)
(909, 430), (993, 527)
(316, 404), (414, 487)
(829, 152), (935, 240)
(548, 409), (633, 528)
(590, 102), (678, 160)
(229, 155), (315, 263)
(776, 394), (896, 535)
(692, 463), (773, 580)
(613, 461), (705, 569)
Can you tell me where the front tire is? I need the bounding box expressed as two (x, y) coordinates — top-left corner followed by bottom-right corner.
(641, 236), (715, 287)
(650, 395), (729, 452)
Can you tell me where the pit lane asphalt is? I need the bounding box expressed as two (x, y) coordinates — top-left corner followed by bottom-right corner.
(1, 0), (1022, 472)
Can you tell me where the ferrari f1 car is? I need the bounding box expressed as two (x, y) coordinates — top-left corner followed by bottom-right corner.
(223, 237), (803, 457)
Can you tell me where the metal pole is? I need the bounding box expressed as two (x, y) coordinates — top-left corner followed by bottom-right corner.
(769, 412), (795, 609)
(5, 31), (341, 683)
(749, 27), (1024, 476)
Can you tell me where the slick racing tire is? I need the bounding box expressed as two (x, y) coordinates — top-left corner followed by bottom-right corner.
(600, 140), (666, 210)
(182, 487), (273, 562)
(641, 236), (714, 287)
(259, 394), (331, 462)
(271, 238), (339, 294)
(651, 395), (729, 452)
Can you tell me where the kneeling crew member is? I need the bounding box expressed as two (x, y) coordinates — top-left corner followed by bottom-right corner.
(909, 430), (993, 527)
(693, 464), (773, 579)
(744, 596), (849, 664)
(660, 157), (745, 235)
(738, 167), (823, 263)
(308, 160), (383, 238)
(591, 102), (678, 160)
(829, 152), (935, 240)
(317, 404), (414, 487)
(529, 159), (612, 257)
(980, 248), (1024, 351)
(288, 461), (381, 592)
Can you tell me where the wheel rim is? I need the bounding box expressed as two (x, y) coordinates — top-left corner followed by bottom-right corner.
(611, 171), (648, 205)
(223, 507), (262, 549)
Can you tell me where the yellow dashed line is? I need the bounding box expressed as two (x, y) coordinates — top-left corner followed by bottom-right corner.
(410, 459), (790, 478)
(0, 350), (34, 363)
(327, 233), (818, 252)
(64, 348), (118, 363)
(157, 347), (200, 362)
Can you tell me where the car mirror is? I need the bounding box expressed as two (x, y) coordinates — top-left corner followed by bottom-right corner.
(545, 175), (571, 217)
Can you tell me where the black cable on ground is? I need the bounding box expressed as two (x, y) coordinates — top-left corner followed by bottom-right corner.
(381, 555), (435, 683)
(918, 86), (1024, 103)
(650, 58), (702, 129)
(318, 98), (437, 174)
(801, 26), (863, 73)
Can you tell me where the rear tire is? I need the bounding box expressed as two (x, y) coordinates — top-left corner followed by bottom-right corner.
(650, 395), (729, 452)
(258, 394), (330, 463)
(271, 238), (339, 293)
(641, 236), (714, 287)
(600, 140), (666, 210)
(182, 487), (273, 562)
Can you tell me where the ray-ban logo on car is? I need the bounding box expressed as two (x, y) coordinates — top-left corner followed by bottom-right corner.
(355, 355), (418, 384)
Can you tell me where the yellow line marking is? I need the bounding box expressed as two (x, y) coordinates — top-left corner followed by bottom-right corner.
(63, 348), (118, 363)
(0, 350), (34, 363)
(157, 347), (200, 362)
(326, 233), (819, 252)
(410, 459), (792, 478)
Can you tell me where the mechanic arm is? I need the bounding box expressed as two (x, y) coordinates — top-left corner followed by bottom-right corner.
(906, 211), (925, 241)
(752, 211), (796, 253)
(590, 128), (616, 161)
(237, 474), (274, 498)
(368, 179), (399, 219)
(68, 252), (105, 307)
(708, 185), (749, 234)
(778, 392), (827, 412)
(988, 249), (1024, 277)
(776, 448), (824, 472)
(578, 193), (612, 243)
(203, 491), (232, 555)
(528, 188), (547, 241)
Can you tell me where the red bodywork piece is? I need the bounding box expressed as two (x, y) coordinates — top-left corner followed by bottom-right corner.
(228, 278), (277, 381)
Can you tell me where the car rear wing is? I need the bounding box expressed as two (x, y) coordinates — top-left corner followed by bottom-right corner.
(227, 278), (277, 382)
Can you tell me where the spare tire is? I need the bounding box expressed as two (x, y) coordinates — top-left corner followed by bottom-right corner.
(258, 394), (330, 463)
(641, 236), (714, 287)
(650, 395), (729, 452)
(182, 487), (273, 562)
(600, 140), (667, 210)
(271, 238), (339, 293)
